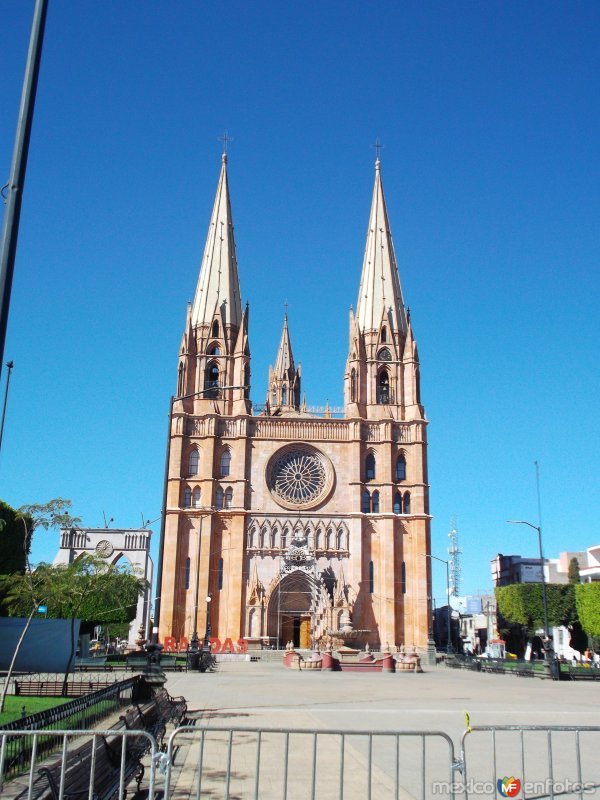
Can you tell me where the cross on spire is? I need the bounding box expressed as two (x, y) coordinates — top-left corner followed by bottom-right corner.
(284, 300), (288, 318)
(218, 131), (233, 154)
(371, 138), (384, 161)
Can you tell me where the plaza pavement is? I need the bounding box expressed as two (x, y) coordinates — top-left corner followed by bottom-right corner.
(159, 660), (600, 799)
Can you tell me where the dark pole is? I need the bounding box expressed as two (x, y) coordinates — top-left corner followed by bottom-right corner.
(0, 361), (14, 454)
(534, 461), (550, 642)
(190, 515), (203, 653)
(0, 0), (48, 381)
(151, 395), (174, 643)
(446, 559), (452, 652)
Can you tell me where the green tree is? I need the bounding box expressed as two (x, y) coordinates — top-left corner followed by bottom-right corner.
(568, 557), (581, 584)
(0, 500), (81, 711)
(575, 583), (600, 648)
(0, 500), (32, 581)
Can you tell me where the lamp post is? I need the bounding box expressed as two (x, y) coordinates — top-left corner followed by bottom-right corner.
(0, 360), (14, 456)
(506, 519), (552, 654)
(152, 383), (248, 645)
(200, 595), (213, 672)
(422, 554), (452, 652)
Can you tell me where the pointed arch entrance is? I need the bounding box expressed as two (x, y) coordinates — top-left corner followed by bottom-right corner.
(268, 570), (316, 649)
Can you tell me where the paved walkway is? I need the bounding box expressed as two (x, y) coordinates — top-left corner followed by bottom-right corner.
(158, 660), (600, 799)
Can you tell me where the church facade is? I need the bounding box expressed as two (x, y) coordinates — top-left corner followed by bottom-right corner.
(157, 153), (431, 651)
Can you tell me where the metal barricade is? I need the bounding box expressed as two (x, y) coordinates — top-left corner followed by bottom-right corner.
(0, 728), (158, 799)
(459, 725), (600, 799)
(163, 724), (458, 800)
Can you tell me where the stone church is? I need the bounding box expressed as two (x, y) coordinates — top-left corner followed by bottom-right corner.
(157, 152), (431, 651)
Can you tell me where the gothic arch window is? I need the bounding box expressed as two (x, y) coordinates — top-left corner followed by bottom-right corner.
(215, 487), (224, 509)
(208, 344), (221, 357)
(244, 364), (251, 399)
(393, 491), (402, 514)
(378, 347), (392, 362)
(281, 528), (288, 549)
(177, 362), (185, 396)
(260, 527), (266, 549)
(218, 558), (224, 591)
(365, 452), (376, 481)
(369, 561), (374, 594)
(377, 370), (390, 404)
(220, 449), (231, 477)
(270, 528), (277, 549)
(192, 487), (201, 508)
(396, 454), (407, 481)
(401, 561), (407, 594)
(372, 490), (380, 513)
(362, 489), (371, 514)
(336, 529), (343, 550)
(183, 487), (192, 508)
(403, 491), (411, 515)
(224, 487), (233, 509)
(271, 387), (277, 406)
(381, 326), (387, 343)
(350, 368), (356, 402)
(315, 528), (322, 549)
(189, 449), (200, 476)
(184, 557), (191, 590)
(248, 528), (256, 549)
(212, 320), (220, 338)
(204, 361), (220, 398)
(282, 386), (287, 405)
(326, 529), (333, 550)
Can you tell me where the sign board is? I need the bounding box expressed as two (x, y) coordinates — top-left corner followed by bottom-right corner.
(37, 605), (47, 614)
(466, 598), (482, 614)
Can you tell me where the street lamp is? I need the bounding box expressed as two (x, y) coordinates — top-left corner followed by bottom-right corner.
(200, 595), (213, 672)
(152, 383), (248, 644)
(421, 554), (452, 652)
(0, 360), (14, 456)
(506, 519), (551, 650)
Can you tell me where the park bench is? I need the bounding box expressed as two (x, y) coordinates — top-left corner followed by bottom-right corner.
(514, 662), (535, 677)
(14, 680), (115, 697)
(37, 722), (148, 800)
(567, 664), (600, 681)
(74, 656), (113, 672)
(125, 653), (150, 671)
(159, 654), (184, 671)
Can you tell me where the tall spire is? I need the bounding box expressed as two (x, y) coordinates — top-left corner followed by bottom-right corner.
(267, 312), (301, 411)
(191, 153), (243, 329)
(273, 313), (295, 377)
(355, 158), (407, 335)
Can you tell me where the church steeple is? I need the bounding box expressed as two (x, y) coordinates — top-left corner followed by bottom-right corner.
(191, 152), (242, 330)
(345, 157), (422, 421)
(267, 313), (301, 412)
(355, 158), (407, 335)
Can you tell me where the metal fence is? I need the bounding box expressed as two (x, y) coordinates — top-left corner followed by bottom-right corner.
(162, 725), (458, 800)
(459, 725), (600, 799)
(0, 676), (140, 781)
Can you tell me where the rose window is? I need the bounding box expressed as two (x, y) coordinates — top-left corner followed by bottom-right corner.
(266, 444), (334, 510)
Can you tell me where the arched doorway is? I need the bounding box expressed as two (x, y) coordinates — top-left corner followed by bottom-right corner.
(268, 570), (315, 649)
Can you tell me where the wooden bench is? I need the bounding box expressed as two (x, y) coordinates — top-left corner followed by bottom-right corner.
(74, 656), (113, 672)
(37, 725), (148, 800)
(126, 654), (150, 672)
(14, 680), (115, 697)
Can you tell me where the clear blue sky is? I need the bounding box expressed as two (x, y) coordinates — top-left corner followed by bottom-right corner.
(1, 2), (599, 607)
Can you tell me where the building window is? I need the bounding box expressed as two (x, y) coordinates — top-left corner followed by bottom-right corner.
(184, 557), (191, 590)
(192, 487), (201, 508)
(260, 527), (266, 548)
(224, 487), (233, 509)
(336, 530), (343, 550)
(282, 385), (287, 405)
(372, 490), (380, 513)
(220, 449), (231, 477)
(326, 529), (333, 549)
(215, 487), (224, 509)
(381, 326), (387, 343)
(393, 492), (402, 514)
(369, 561), (374, 594)
(183, 487), (192, 508)
(281, 528), (288, 549)
(177, 362), (185, 396)
(396, 454), (406, 481)
(315, 528), (322, 549)
(377, 370), (390, 404)
(378, 348), (392, 362)
(248, 528), (256, 548)
(204, 361), (220, 398)
(218, 558), (224, 591)
(208, 344), (221, 356)
(350, 368), (356, 402)
(189, 449), (199, 476)
(271, 387), (276, 406)
(212, 320), (219, 338)
(403, 491), (411, 514)
(365, 453), (376, 481)
(362, 490), (371, 514)
(401, 561), (406, 594)
(244, 364), (251, 399)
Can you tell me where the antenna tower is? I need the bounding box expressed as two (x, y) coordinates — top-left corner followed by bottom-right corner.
(448, 516), (462, 597)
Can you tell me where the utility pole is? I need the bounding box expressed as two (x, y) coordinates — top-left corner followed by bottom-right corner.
(0, 0), (48, 380)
